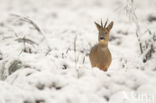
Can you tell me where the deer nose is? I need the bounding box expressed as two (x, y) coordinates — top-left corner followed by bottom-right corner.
(100, 37), (104, 40)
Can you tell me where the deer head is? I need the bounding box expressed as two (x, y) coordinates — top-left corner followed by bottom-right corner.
(95, 19), (113, 46)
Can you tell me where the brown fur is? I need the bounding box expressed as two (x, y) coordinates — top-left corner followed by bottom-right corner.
(89, 20), (113, 71)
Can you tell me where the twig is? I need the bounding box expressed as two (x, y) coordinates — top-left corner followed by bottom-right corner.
(136, 32), (143, 54)
(74, 35), (77, 53)
(82, 55), (85, 64)
(74, 35), (78, 68)
(15, 37), (39, 46)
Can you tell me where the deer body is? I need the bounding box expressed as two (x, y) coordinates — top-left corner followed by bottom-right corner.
(89, 20), (113, 71)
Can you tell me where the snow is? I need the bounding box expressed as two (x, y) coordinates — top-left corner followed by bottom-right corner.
(0, 0), (156, 103)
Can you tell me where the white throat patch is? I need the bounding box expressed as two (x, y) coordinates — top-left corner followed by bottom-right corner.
(101, 47), (107, 51)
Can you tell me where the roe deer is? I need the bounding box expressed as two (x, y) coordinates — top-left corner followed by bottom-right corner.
(89, 19), (113, 71)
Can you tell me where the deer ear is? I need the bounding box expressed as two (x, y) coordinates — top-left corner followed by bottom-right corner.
(106, 21), (114, 31)
(95, 22), (102, 31)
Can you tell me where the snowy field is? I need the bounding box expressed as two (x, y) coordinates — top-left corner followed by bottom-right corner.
(0, 0), (156, 103)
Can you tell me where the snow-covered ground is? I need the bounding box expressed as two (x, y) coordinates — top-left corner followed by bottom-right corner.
(0, 0), (156, 103)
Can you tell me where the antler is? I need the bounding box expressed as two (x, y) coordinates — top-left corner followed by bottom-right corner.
(101, 18), (103, 28)
(104, 19), (108, 28)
